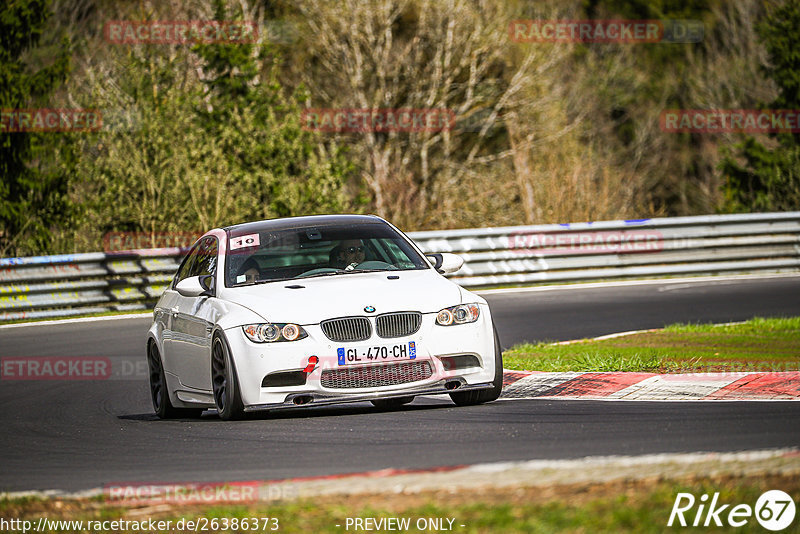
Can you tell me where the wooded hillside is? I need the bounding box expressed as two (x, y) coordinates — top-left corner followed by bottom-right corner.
(1, 0), (798, 256)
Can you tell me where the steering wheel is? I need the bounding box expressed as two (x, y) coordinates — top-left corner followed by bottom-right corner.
(297, 267), (341, 278)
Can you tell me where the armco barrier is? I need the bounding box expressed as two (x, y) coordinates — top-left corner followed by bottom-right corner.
(1, 212), (799, 322)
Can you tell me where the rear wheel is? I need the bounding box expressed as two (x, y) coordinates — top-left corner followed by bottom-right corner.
(147, 341), (203, 419)
(371, 396), (414, 409)
(449, 326), (503, 406)
(212, 334), (245, 420)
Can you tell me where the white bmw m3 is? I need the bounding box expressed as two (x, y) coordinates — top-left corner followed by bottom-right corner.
(147, 215), (503, 420)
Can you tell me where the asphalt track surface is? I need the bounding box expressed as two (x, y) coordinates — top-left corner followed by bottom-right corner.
(1, 275), (799, 493)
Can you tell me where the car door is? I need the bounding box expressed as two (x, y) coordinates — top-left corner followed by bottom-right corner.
(167, 236), (219, 391)
(160, 242), (200, 379)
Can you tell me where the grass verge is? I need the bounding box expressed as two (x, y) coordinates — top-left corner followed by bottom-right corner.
(1, 474), (798, 533)
(503, 316), (800, 373)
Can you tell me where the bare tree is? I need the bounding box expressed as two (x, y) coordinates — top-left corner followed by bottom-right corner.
(295, 0), (577, 228)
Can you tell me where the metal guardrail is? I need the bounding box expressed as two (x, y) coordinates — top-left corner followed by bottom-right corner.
(1, 212), (799, 322)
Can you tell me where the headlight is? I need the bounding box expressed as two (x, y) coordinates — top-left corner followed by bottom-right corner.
(242, 323), (308, 343)
(435, 304), (480, 326)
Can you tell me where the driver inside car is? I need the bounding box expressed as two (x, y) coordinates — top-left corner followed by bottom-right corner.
(331, 239), (366, 270)
(236, 257), (261, 283)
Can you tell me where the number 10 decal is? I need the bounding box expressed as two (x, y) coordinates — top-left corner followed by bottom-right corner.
(230, 233), (260, 250)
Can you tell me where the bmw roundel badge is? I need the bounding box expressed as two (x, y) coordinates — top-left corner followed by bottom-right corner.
(364, 306), (376, 313)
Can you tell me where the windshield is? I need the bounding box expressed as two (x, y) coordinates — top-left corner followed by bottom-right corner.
(225, 221), (429, 287)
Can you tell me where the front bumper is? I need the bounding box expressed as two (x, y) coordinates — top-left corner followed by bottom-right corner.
(225, 304), (496, 410)
(243, 378), (495, 412)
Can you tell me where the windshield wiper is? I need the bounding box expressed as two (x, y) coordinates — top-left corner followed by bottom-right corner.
(295, 270), (349, 280)
(233, 268), (399, 287)
(234, 275), (317, 286)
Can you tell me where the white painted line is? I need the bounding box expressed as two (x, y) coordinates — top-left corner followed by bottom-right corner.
(4, 447), (796, 501)
(552, 329), (658, 345)
(459, 448), (799, 473)
(475, 272), (800, 296)
(0, 312), (152, 330)
(607, 373), (750, 400)
(552, 321), (750, 345)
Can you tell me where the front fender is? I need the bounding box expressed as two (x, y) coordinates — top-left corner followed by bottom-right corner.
(212, 300), (269, 330)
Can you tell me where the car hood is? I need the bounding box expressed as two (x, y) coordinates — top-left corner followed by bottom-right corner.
(219, 270), (465, 324)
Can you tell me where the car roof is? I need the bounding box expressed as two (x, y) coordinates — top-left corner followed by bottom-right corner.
(223, 214), (385, 235)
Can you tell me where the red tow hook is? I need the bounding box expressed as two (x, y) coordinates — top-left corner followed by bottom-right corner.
(303, 355), (319, 374)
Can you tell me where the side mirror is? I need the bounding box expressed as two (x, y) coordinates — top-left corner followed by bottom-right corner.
(175, 275), (214, 297)
(426, 253), (464, 274)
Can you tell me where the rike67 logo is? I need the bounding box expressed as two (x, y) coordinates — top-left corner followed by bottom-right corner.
(669, 490), (796, 531)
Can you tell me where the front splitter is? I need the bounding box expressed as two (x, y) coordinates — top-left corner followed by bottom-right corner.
(243, 380), (494, 412)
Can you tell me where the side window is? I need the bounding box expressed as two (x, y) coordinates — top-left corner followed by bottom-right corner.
(173, 246), (200, 288)
(172, 236), (218, 288)
(189, 237), (219, 278)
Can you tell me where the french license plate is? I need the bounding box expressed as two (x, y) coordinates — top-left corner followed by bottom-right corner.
(337, 341), (417, 366)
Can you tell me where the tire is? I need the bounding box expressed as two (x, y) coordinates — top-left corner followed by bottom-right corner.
(371, 396), (414, 409)
(211, 334), (245, 420)
(449, 325), (503, 406)
(147, 341), (203, 419)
